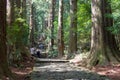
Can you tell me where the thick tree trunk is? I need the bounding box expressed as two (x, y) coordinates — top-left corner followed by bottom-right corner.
(69, 0), (77, 54)
(7, 0), (15, 26)
(0, 0), (14, 79)
(51, 0), (55, 50)
(29, 4), (35, 47)
(7, 0), (15, 65)
(115, 34), (120, 50)
(58, 0), (64, 57)
(48, 0), (55, 51)
(87, 0), (120, 67)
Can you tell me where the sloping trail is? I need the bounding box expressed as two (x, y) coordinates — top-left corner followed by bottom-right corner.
(30, 58), (110, 80)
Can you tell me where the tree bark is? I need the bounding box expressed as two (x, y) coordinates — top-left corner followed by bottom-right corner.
(48, 0), (55, 50)
(7, 0), (16, 30)
(58, 0), (64, 57)
(0, 0), (14, 79)
(69, 0), (77, 54)
(87, 0), (120, 67)
(29, 3), (35, 47)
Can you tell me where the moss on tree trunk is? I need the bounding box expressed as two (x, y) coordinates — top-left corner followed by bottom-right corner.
(86, 0), (120, 67)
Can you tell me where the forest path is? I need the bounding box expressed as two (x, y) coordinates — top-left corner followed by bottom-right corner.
(30, 58), (110, 80)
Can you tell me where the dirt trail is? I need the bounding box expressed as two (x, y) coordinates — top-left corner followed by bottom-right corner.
(30, 59), (111, 80)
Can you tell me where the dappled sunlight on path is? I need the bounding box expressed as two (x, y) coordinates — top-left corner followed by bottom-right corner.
(31, 59), (110, 80)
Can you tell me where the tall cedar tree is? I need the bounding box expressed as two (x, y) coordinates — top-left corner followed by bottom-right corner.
(30, 3), (35, 47)
(58, 0), (64, 57)
(69, 0), (77, 54)
(87, 0), (120, 67)
(0, 0), (14, 79)
(48, 0), (55, 50)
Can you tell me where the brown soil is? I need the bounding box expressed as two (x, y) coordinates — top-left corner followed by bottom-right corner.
(70, 54), (120, 80)
(93, 64), (120, 80)
(10, 57), (35, 80)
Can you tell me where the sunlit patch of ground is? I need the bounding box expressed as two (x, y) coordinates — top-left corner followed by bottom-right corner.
(31, 62), (110, 80)
(92, 64), (120, 80)
(69, 53), (120, 80)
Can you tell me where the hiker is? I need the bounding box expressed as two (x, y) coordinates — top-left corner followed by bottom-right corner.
(30, 47), (36, 56)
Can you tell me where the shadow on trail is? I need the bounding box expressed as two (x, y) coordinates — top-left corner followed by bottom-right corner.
(31, 71), (110, 80)
(30, 63), (111, 80)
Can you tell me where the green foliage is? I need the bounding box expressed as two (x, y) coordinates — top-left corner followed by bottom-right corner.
(7, 17), (29, 66)
(48, 49), (58, 58)
(31, 0), (50, 43)
(107, 23), (120, 34)
(108, 0), (120, 34)
(77, 1), (91, 44)
(28, 0), (92, 55)
(7, 18), (29, 46)
(44, 29), (51, 44)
